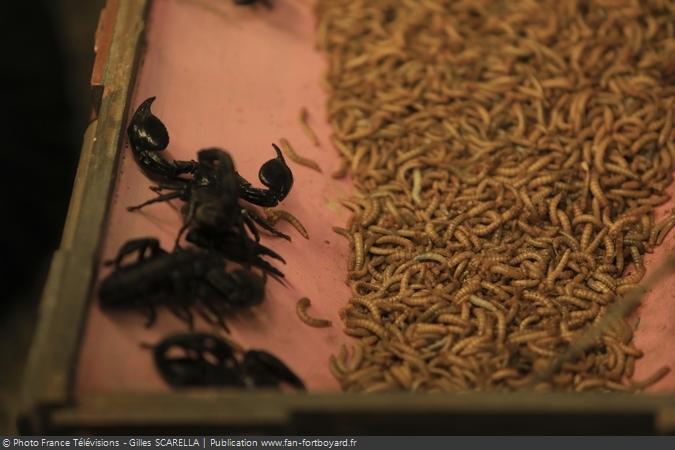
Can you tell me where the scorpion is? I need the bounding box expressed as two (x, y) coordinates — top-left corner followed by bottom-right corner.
(127, 148), (290, 275)
(149, 333), (305, 390)
(127, 97), (294, 209)
(99, 238), (266, 329)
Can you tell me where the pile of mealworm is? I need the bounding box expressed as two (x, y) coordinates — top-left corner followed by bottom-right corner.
(316, 0), (675, 392)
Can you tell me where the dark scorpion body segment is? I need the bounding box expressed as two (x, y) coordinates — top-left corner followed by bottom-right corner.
(152, 333), (243, 387)
(99, 238), (266, 329)
(149, 333), (305, 390)
(127, 97), (197, 181)
(242, 350), (306, 390)
(128, 148), (291, 245)
(186, 226), (286, 279)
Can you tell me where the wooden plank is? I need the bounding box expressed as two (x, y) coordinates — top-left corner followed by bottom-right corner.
(90, 0), (120, 119)
(49, 392), (675, 434)
(19, 0), (150, 432)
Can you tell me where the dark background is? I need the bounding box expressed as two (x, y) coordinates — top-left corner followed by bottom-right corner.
(0, 0), (105, 433)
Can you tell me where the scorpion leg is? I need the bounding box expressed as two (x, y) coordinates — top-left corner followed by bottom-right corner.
(195, 303), (230, 333)
(175, 198), (197, 249)
(106, 238), (165, 268)
(242, 208), (291, 241)
(127, 191), (183, 212)
(168, 304), (195, 330)
(242, 215), (262, 243)
(150, 179), (190, 193)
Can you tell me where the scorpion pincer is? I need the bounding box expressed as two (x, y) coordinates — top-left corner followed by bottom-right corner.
(236, 143), (294, 208)
(127, 97), (294, 209)
(127, 97), (198, 181)
(149, 333), (243, 387)
(98, 238), (266, 329)
(149, 333), (305, 390)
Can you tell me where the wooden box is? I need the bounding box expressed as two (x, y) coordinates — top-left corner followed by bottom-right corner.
(19, 0), (675, 435)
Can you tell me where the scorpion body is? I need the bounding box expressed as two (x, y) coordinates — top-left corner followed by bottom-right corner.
(186, 225), (285, 279)
(128, 147), (291, 255)
(151, 333), (305, 390)
(99, 238), (266, 328)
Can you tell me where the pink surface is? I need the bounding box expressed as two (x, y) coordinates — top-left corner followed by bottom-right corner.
(632, 181), (675, 392)
(76, 0), (675, 395)
(77, 0), (352, 394)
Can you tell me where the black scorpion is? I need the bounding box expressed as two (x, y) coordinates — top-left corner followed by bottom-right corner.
(99, 238), (266, 329)
(149, 333), (305, 390)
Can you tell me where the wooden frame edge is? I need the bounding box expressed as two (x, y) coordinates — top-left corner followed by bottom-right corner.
(47, 391), (675, 435)
(19, 0), (151, 434)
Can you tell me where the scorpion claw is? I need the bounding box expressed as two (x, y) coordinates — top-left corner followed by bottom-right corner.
(237, 144), (294, 207)
(127, 97), (198, 181)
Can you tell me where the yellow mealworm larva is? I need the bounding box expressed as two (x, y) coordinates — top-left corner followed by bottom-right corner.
(280, 138), (322, 173)
(329, 355), (345, 380)
(350, 296), (382, 322)
(415, 252), (447, 265)
(345, 318), (387, 339)
(579, 223), (593, 250)
(349, 344), (364, 372)
(353, 232), (364, 272)
(299, 107), (320, 146)
(557, 209), (572, 234)
(468, 295), (499, 313)
(508, 330), (552, 345)
(265, 208), (309, 239)
(296, 298), (332, 328)
(361, 197), (382, 227)
(631, 366), (671, 390)
(589, 171), (608, 206)
(411, 168), (422, 204)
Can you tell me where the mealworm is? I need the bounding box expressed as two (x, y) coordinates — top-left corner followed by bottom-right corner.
(509, 330), (553, 345)
(631, 366), (671, 390)
(295, 297), (333, 328)
(656, 213), (675, 245)
(353, 232), (364, 271)
(299, 107), (321, 146)
(280, 138), (322, 173)
(265, 208), (309, 239)
(346, 318), (387, 339)
(320, 1), (675, 394)
(414, 252), (447, 265)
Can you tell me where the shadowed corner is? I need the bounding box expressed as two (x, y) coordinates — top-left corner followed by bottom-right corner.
(0, 0), (106, 434)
